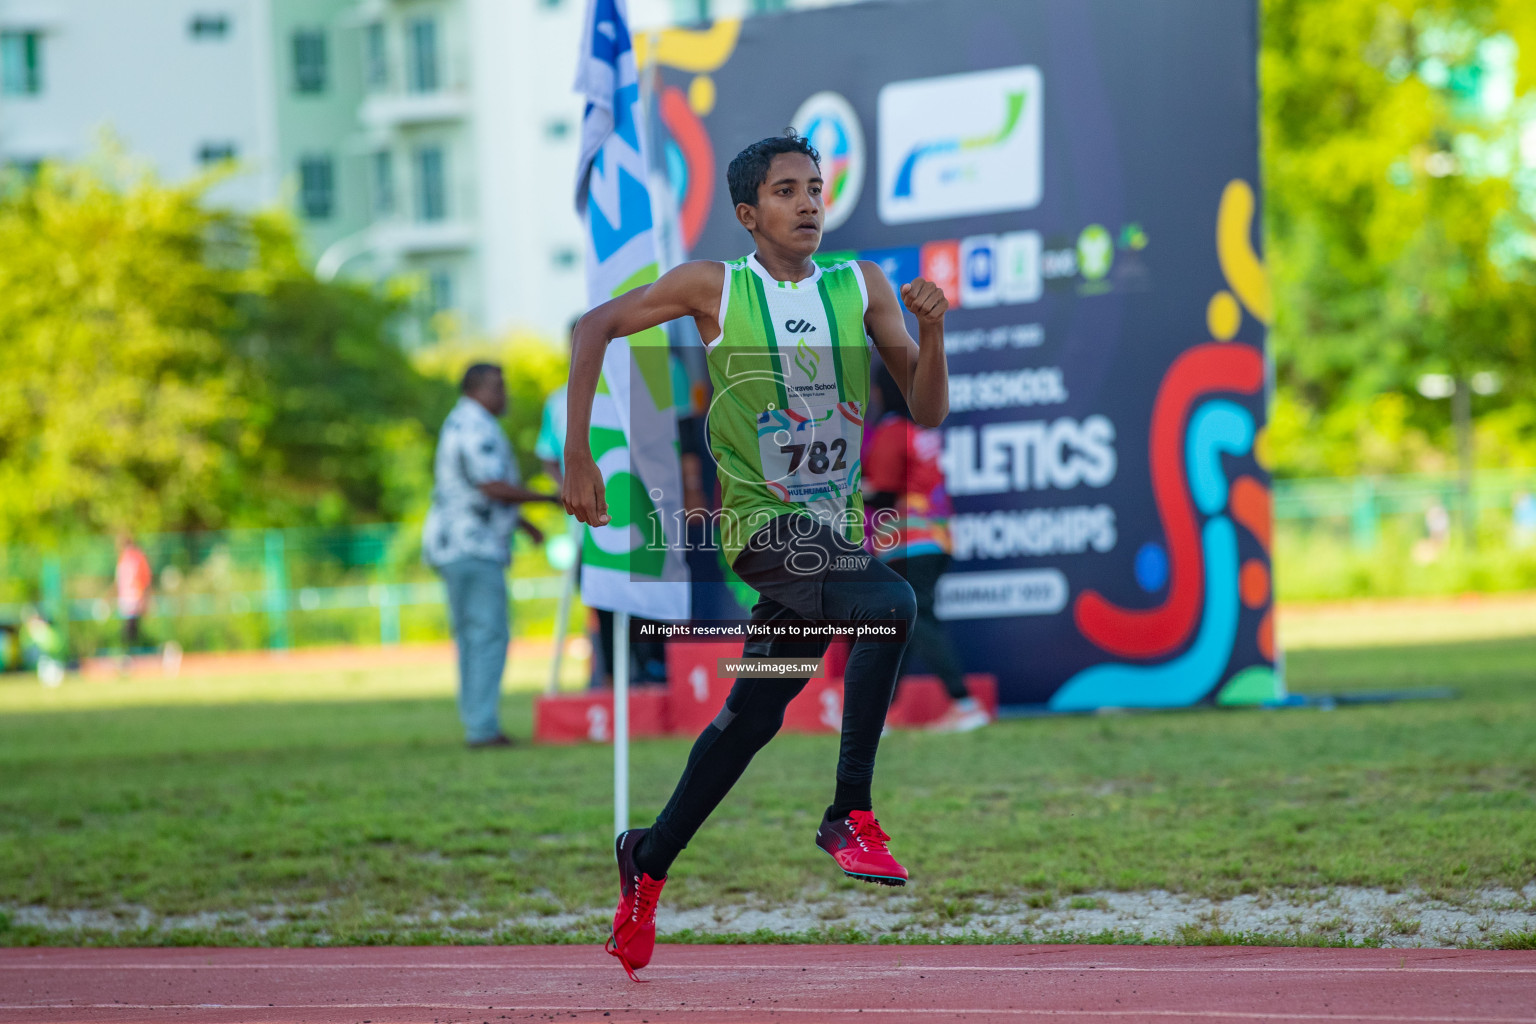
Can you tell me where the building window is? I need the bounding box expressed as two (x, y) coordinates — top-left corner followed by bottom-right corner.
(364, 22), (388, 90)
(1, 31), (43, 95)
(292, 29), (327, 94)
(427, 269), (454, 314)
(415, 146), (446, 221)
(189, 14), (229, 39)
(673, 0), (708, 24)
(406, 17), (438, 93)
(198, 141), (238, 165)
(299, 155), (335, 220)
(371, 151), (394, 214)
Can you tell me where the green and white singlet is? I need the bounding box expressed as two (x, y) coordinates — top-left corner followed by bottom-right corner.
(706, 253), (873, 567)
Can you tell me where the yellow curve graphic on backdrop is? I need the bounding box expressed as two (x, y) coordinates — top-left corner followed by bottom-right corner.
(635, 19), (741, 72)
(1216, 180), (1271, 325)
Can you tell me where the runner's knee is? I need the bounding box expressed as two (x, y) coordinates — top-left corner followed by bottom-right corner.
(725, 702), (786, 749)
(723, 688), (794, 748)
(862, 579), (916, 629)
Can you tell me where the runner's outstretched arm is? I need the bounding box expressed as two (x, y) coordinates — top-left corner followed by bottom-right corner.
(857, 262), (950, 428)
(563, 260), (724, 527)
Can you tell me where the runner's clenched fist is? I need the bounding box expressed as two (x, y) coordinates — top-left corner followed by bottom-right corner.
(900, 278), (948, 325)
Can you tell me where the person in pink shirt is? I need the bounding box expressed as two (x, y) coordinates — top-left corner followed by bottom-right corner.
(863, 369), (990, 733)
(114, 534), (152, 655)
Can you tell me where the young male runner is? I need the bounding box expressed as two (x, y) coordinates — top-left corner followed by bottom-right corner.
(562, 131), (950, 979)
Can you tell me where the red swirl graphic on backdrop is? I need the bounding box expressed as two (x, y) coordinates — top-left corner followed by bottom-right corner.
(659, 86), (714, 253)
(1230, 473), (1274, 661)
(1074, 343), (1265, 658)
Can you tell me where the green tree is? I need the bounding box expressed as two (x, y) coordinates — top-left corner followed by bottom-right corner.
(1262, 0), (1536, 476)
(0, 157), (451, 545)
(239, 260), (454, 527)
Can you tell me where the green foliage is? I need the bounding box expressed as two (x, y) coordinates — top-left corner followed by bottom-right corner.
(239, 272), (454, 528)
(1262, 0), (1536, 475)
(0, 162), (251, 543)
(412, 333), (570, 488)
(0, 157), (453, 545)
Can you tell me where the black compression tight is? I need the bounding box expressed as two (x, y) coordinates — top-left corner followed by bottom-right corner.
(634, 554), (916, 880)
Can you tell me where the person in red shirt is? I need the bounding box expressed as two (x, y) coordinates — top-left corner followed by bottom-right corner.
(114, 534), (152, 655)
(863, 369), (990, 732)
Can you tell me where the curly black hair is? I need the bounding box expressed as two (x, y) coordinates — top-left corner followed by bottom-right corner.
(727, 130), (821, 208)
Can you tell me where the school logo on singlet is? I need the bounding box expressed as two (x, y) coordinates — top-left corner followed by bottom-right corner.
(794, 337), (820, 381)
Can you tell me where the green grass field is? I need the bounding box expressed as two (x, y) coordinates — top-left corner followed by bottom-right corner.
(1, 602), (1533, 948)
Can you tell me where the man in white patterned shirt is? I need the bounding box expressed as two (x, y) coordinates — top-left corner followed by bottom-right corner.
(424, 363), (559, 747)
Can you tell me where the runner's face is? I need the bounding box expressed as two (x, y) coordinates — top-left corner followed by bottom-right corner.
(743, 152), (823, 255)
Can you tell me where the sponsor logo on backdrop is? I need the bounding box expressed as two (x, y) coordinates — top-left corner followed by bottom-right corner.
(844, 224), (1129, 311)
(791, 91), (866, 233)
(863, 245), (920, 296)
(959, 235), (999, 309)
(1042, 238), (1079, 286)
(878, 65), (1043, 225)
(998, 230), (1042, 303)
(919, 239), (962, 306)
(1077, 224), (1114, 280)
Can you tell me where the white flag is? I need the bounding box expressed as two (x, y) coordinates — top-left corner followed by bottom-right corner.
(574, 0), (690, 621)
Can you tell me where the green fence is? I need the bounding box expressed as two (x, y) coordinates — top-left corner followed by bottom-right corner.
(1272, 468), (1536, 549)
(0, 525), (568, 660)
(1272, 470), (1536, 600)
(3, 469), (1535, 661)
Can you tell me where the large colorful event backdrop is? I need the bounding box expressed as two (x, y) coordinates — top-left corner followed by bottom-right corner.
(636, 0), (1275, 707)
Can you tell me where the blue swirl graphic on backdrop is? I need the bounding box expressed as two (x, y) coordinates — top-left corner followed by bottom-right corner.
(1049, 399), (1255, 710)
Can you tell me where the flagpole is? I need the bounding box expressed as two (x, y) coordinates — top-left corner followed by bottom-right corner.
(613, 609), (630, 837)
(545, 519), (585, 695)
(575, 0), (684, 840)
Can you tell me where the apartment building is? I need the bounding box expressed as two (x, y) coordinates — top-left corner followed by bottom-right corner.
(0, 0), (865, 338)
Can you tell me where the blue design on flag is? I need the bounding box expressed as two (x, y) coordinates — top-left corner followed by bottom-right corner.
(574, 0), (689, 621)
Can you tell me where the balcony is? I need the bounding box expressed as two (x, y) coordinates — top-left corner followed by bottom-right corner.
(371, 220), (475, 256)
(360, 91), (470, 130)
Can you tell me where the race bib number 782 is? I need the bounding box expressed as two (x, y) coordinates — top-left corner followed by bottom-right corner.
(757, 401), (863, 503)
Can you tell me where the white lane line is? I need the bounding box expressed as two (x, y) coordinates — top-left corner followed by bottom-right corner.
(3, 963), (1533, 974)
(0, 1005), (1532, 1023)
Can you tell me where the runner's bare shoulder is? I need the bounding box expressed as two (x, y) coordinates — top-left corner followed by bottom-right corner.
(855, 260), (899, 306)
(662, 260), (725, 303)
(658, 260), (727, 341)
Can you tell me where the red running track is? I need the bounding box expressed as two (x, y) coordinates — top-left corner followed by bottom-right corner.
(2, 945), (1534, 1024)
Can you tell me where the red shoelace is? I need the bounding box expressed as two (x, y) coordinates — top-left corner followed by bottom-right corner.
(849, 811), (892, 853)
(607, 873), (665, 983)
(629, 873), (664, 925)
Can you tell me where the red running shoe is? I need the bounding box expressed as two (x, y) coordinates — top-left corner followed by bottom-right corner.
(815, 809), (908, 886)
(606, 828), (666, 981)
